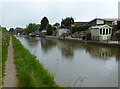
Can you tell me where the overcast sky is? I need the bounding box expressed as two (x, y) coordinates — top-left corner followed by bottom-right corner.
(0, 0), (120, 30)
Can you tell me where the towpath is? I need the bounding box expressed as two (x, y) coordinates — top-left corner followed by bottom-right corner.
(3, 37), (18, 87)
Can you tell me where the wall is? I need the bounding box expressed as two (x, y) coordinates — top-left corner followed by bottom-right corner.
(90, 29), (100, 40)
(97, 19), (104, 25)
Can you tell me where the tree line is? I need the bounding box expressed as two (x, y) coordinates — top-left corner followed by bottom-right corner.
(9, 17), (94, 35)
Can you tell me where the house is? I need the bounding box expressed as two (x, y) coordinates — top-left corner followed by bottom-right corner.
(112, 20), (120, 32)
(58, 26), (71, 37)
(74, 22), (88, 25)
(86, 18), (120, 25)
(14, 27), (24, 34)
(89, 25), (112, 41)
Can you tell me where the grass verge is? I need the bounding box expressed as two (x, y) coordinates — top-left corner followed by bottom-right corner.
(12, 36), (60, 88)
(1, 27), (10, 86)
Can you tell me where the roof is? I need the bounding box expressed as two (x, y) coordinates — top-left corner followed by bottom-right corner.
(89, 25), (112, 29)
(14, 27), (23, 31)
(97, 18), (120, 21)
(74, 22), (88, 25)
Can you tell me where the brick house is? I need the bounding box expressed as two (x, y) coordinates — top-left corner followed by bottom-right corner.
(86, 18), (120, 25)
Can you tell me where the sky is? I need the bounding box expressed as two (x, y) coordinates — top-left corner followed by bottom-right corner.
(0, 0), (120, 30)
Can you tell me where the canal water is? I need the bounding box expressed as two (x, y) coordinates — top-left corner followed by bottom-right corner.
(17, 36), (119, 87)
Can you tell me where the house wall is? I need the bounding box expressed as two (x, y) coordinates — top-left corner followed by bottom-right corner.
(96, 19), (104, 25)
(91, 29), (100, 40)
(87, 19), (97, 25)
(105, 21), (113, 24)
(58, 29), (66, 36)
(91, 28), (112, 40)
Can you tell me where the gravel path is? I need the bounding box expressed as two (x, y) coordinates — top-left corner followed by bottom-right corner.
(3, 37), (18, 87)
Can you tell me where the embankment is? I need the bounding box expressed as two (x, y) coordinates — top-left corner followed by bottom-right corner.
(1, 27), (10, 87)
(12, 36), (60, 87)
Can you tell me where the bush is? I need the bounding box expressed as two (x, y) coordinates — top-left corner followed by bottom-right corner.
(72, 25), (91, 33)
(47, 24), (53, 35)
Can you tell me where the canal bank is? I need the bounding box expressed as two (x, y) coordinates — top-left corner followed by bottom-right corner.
(12, 36), (60, 87)
(45, 36), (120, 47)
(17, 36), (119, 87)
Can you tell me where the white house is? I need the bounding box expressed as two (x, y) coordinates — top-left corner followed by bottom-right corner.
(58, 27), (71, 37)
(89, 25), (112, 41)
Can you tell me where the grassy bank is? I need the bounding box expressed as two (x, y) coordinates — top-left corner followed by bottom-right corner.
(12, 36), (60, 87)
(1, 27), (10, 86)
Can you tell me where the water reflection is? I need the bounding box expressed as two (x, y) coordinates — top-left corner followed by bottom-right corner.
(40, 38), (57, 53)
(40, 38), (120, 60)
(17, 36), (119, 87)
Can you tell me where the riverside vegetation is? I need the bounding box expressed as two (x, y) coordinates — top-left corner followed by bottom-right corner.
(1, 27), (10, 87)
(12, 36), (61, 88)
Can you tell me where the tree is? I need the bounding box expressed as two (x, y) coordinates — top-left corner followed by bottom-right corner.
(61, 17), (74, 29)
(24, 23), (40, 34)
(40, 17), (49, 30)
(53, 22), (60, 26)
(9, 28), (14, 34)
(71, 25), (91, 33)
(46, 24), (53, 35)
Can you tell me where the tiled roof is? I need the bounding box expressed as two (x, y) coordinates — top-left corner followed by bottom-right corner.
(97, 18), (120, 21)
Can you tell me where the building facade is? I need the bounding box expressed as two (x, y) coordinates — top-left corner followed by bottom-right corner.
(89, 25), (112, 41)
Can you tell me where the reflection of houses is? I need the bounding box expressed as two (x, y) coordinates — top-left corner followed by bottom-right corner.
(85, 45), (113, 59)
(89, 25), (112, 40)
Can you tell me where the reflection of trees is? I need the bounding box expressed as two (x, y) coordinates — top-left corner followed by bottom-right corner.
(57, 41), (82, 59)
(41, 38), (57, 53)
(57, 40), (120, 60)
(24, 37), (40, 47)
(25, 37), (120, 60)
(60, 46), (74, 59)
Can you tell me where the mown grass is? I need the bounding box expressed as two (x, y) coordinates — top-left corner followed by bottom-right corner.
(1, 27), (10, 86)
(12, 36), (61, 88)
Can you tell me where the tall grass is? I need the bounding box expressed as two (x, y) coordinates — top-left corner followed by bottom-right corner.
(1, 27), (10, 86)
(0, 27), (2, 87)
(12, 36), (60, 87)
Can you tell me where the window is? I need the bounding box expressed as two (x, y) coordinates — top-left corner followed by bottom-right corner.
(106, 29), (108, 35)
(103, 29), (105, 35)
(100, 29), (102, 34)
(109, 29), (111, 34)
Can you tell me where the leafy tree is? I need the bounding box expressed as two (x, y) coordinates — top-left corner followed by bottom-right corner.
(38, 25), (42, 32)
(24, 23), (40, 34)
(61, 17), (74, 29)
(9, 28), (14, 34)
(46, 24), (53, 35)
(107, 24), (112, 27)
(41, 17), (49, 30)
(71, 25), (91, 33)
(53, 23), (60, 26)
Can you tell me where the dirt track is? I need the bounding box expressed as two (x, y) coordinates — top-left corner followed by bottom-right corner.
(3, 37), (18, 87)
